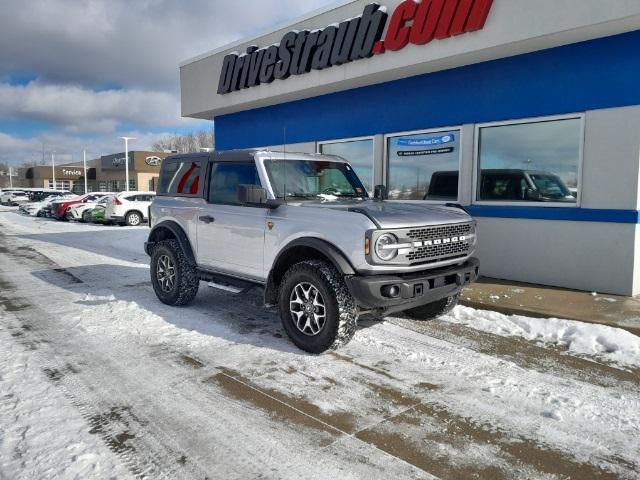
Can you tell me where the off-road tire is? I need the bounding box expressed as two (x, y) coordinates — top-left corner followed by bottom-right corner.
(278, 260), (358, 354)
(150, 239), (199, 306)
(404, 293), (460, 321)
(125, 211), (142, 226)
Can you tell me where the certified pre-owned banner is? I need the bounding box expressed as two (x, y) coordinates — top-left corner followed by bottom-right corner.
(396, 134), (455, 147)
(218, 0), (494, 95)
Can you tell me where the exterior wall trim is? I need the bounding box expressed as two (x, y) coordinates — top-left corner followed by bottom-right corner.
(467, 206), (640, 224)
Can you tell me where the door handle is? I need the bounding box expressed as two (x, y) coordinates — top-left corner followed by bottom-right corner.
(199, 215), (215, 224)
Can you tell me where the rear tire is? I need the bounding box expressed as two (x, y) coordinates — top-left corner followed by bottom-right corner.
(278, 260), (358, 354)
(82, 210), (91, 222)
(125, 211), (142, 226)
(150, 239), (199, 306)
(404, 293), (460, 321)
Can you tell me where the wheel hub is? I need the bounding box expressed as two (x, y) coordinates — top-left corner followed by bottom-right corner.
(289, 282), (326, 336)
(156, 255), (176, 293)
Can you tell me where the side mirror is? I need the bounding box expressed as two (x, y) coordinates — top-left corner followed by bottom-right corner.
(525, 188), (542, 201)
(238, 184), (281, 209)
(373, 184), (387, 201)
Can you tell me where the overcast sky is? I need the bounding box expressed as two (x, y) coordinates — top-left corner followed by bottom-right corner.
(0, 0), (336, 166)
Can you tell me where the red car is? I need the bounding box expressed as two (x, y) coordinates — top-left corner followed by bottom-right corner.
(52, 193), (112, 220)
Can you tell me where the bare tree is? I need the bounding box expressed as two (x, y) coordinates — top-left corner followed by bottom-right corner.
(152, 129), (214, 153)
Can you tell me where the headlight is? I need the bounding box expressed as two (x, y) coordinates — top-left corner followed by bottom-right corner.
(375, 233), (398, 261)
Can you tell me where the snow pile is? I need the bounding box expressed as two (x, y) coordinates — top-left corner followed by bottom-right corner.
(442, 306), (640, 369)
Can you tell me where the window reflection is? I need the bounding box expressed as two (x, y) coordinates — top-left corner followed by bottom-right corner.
(387, 130), (460, 200)
(478, 118), (581, 203)
(319, 139), (374, 193)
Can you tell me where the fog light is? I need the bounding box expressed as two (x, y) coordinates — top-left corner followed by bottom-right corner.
(381, 285), (401, 298)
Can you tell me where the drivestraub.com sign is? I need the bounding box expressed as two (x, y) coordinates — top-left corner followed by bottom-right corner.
(218, 0), (494, 94)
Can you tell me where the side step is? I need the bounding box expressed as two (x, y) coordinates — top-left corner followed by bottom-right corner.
(207, 281), (243, 294)
(198, 270), (258, 294)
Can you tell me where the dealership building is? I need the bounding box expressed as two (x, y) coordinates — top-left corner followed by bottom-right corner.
(17, 151), (170, 193)
(180, 0), (640, 295)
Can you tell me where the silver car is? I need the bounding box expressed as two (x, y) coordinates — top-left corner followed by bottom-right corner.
(146, 150), (479, 353)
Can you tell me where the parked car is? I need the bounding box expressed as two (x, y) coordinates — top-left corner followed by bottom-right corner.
(19, 193), (75, 216)
(29, 190), (72, 202)
(105, 192), (155, 226)
(51, 193), (113, 220)
(2, 191), (31, 206)
(66, 195), (113, 222)
(423, 170), (576, 202)
(1, 190), (26, 205)
(88, 203), (109, 223)
(146, 151), (479, 353)
(479, 169), (576, 202)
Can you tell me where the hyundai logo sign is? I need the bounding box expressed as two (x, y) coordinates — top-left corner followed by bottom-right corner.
(145, 156), (162, 166)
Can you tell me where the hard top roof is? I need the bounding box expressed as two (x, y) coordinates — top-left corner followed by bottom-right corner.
(163, 149), (347, 164)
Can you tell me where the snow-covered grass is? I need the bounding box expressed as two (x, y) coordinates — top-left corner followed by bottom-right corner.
(442, 306), (640, 369)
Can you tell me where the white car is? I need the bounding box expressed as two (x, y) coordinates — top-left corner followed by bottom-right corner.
(105, 192), (155, 226)
(20, 194), (77, 217)
(1, 190), (27, 206)
(2, 191), (30, 206)
(67, 195), (113, 222)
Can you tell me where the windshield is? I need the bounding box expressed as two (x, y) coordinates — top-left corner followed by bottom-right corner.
(529, 174), (572, 199)
(264, 159), (367, 199)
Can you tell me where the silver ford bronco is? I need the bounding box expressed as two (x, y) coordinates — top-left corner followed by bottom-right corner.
(146, 150), (479, 353)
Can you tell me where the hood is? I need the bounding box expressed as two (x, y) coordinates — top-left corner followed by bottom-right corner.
(295, 199), (472, 229)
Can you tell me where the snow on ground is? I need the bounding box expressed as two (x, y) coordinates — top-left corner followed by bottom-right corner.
(442, 306), (640, 369)
(1, 209), (640, 479)
(0, 316), (133, 480)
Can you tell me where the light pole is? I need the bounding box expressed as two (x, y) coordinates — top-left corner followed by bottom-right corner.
(8, 167), (13, 188)
(120, 137), (136, 192)
(83, 150), (88, 194)
(51, 151), (56, 190)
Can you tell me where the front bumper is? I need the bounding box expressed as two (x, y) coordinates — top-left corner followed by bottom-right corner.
(346, 258), (479, 315)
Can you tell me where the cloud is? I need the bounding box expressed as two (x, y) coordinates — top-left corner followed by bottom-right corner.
(0, 0), (336, 92)
(0, 81), (205, 133)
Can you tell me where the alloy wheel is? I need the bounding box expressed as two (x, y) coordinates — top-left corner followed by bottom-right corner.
(289, 282), (326, 336)
(128, 213), (141, 226)
(157, 255), (176, 293)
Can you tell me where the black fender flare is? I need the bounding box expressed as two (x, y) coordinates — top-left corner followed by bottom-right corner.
(264, 237), (356, 305)
(145, 220), (196, 265)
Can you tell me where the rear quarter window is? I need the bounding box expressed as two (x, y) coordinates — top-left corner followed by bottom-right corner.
(158, 158), (205, 197)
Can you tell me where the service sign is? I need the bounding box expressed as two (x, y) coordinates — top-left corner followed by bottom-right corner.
(218, 0), (493, 95)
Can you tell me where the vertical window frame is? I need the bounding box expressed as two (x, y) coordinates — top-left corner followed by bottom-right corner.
(472, 113), (585, 208)
(383, 126), (463, 203)
(317, 135), (375, 194)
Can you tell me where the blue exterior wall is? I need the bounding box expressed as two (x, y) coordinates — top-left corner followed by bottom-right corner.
(215, 30), (640, 149)
(214, 30), (640, 224)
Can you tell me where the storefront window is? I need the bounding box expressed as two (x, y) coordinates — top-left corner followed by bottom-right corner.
(387, 130), (460, 200)
(319, 138), (374, 193)
(477, 117), (582, 203)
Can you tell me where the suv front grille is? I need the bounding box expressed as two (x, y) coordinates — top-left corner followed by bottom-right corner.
(404, 222), (473, 264)
(406, 241), (470, 262)
(407, 223), (472, 241)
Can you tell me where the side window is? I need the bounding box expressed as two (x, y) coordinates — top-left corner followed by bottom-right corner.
(159, 160), (203, 196)
(208, 162), (261, 205)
